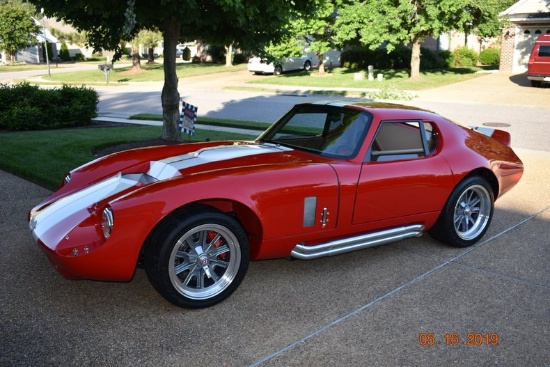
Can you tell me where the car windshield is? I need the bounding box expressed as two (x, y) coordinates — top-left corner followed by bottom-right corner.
(258, 105), (372, 159)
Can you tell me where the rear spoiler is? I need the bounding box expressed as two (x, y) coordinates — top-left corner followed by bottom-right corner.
(470, 126), (511, 147)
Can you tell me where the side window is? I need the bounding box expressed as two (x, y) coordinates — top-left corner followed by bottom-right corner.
(370, 121), (437, 162)
(539, 45), (550, 57)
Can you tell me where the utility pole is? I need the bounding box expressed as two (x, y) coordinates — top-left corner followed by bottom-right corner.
(41, 8), (51, 77)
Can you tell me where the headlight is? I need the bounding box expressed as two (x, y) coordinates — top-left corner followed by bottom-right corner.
(101, 207), (114, 239)
(60, 173), (71, 188)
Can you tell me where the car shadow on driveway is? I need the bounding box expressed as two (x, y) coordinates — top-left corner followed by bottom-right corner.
(508, 72), (550, 88)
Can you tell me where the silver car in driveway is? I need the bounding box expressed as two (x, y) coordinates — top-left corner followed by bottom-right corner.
(247, 54), (317, 75)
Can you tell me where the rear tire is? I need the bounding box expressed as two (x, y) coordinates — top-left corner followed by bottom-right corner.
(429, 176), (494, 248)
(304, 60), (312, 71)
(274, 65), (283, 75)
(145, 206), (249, 308)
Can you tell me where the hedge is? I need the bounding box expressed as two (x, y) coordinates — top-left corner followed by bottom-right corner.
(0, 83), (98, 130)
(479, 48), (500, 66)
(340, 46), (453, 71)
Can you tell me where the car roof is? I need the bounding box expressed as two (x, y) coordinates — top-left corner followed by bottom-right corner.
(307, 101), (438, 118)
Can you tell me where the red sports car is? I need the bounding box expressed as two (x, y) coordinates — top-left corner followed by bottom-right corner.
(29, 102), (523, 308)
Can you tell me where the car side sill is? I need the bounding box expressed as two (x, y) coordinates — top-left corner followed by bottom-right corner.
(291, 224), (424, 260)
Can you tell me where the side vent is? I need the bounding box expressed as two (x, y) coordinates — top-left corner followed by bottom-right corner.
(303, 197), (317, 227)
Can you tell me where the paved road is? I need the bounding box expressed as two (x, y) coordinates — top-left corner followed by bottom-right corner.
(1, 67), (549, 366)
(95, 70), (550, 151)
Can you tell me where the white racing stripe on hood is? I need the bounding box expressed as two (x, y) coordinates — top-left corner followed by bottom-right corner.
(154, 143), (291, 173)
(30, 173), (141, 247)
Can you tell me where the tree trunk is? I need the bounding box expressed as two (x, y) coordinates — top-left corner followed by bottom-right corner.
(147, 47), (155, 64)
(317, 53), (325, 74)
(161, 17), (182, 142)
(131, 46), (142, 70)
(410, 38), (421, 80)
(225, 43), (233, 67)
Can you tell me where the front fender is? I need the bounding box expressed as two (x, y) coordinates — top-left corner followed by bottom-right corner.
(110, 162), (340, 261)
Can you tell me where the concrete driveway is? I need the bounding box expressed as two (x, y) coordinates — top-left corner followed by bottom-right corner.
(1, 70), (549, 366)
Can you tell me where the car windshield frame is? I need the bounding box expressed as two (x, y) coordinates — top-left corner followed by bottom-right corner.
(258, 104), (372, 159)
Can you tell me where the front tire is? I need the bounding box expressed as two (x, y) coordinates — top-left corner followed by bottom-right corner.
(303, 60), (312, 71)
(145, 207), (249, 308)
(429, 176), (494, 248)
(274, 65), (283, 75)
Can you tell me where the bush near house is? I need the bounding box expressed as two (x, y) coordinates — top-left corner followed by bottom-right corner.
(0, 83), (98, 130)
(479, 48), (500, 66)
(452, 46), (478, 67)
(341, 46), (453, 71)
(59, 42), (71, 62)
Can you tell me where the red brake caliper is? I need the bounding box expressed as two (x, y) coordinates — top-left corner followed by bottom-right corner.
(208, 231), (226, 260)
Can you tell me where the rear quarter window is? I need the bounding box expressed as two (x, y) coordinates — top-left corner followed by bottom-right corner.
(538, 45), (550, 57)
(369, 121), (438, 162)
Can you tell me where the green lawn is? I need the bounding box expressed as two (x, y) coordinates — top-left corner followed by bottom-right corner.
(132, 115), (271, 132)
(0, 125), (254, 190)
(38, 63), (247, 84)
(0, 60), (102, 73)
(247, 67), (486, 91)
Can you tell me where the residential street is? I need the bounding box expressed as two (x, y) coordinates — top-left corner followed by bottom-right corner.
(1, 66), (549, 366)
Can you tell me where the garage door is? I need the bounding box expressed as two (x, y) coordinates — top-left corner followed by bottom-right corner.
(513, 27), (550, 72)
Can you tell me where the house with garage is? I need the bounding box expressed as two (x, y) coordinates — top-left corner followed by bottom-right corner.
(500, 0), (550, 72)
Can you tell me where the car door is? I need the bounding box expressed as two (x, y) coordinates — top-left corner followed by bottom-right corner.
(352, 120), (454, 225)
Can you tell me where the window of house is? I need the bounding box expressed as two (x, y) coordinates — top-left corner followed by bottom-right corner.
(369, 121), (437, 162)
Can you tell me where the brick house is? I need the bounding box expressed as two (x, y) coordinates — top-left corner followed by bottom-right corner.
(500, 0), (550, 72)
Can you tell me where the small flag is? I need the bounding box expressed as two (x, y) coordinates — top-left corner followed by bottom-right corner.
(179, 101), (198, 136)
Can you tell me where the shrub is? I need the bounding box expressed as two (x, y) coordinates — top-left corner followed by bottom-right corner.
(341, 46), (453, 71)
(479, 48), (500, 66)
(232, 53), (247, 65)
(420, 48), (453, 69)
(182, 47), (192, 61)
(0, 83), (98, 130)
(453, 46), (478, 67)
(206, 45), (226, 64)
(73, 53), (85, 61)
(59, 42), (71, 61)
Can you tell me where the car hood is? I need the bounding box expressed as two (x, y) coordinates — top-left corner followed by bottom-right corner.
(145, 142), (295, 180)
(29, 142), (318, 246)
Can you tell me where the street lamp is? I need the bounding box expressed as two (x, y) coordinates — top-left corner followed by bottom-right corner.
(40, 8), (51, 77)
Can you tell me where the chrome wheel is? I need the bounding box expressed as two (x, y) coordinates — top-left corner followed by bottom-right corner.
(453, 185), (491, 241)
(169, 224), (241, 300)
(145, 207), (249, 308)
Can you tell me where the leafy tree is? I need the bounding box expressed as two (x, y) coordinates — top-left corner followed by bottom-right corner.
(334, 0), (514, 79)
(334, 0), (450, 79)
(0, 0), (40, 63)
(441, 0), (516, 45)
(258, 0), (343, 75)
(134, 28), (162, 65)
(291, 0), (342, 74)
(29, 0), (316, 141)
